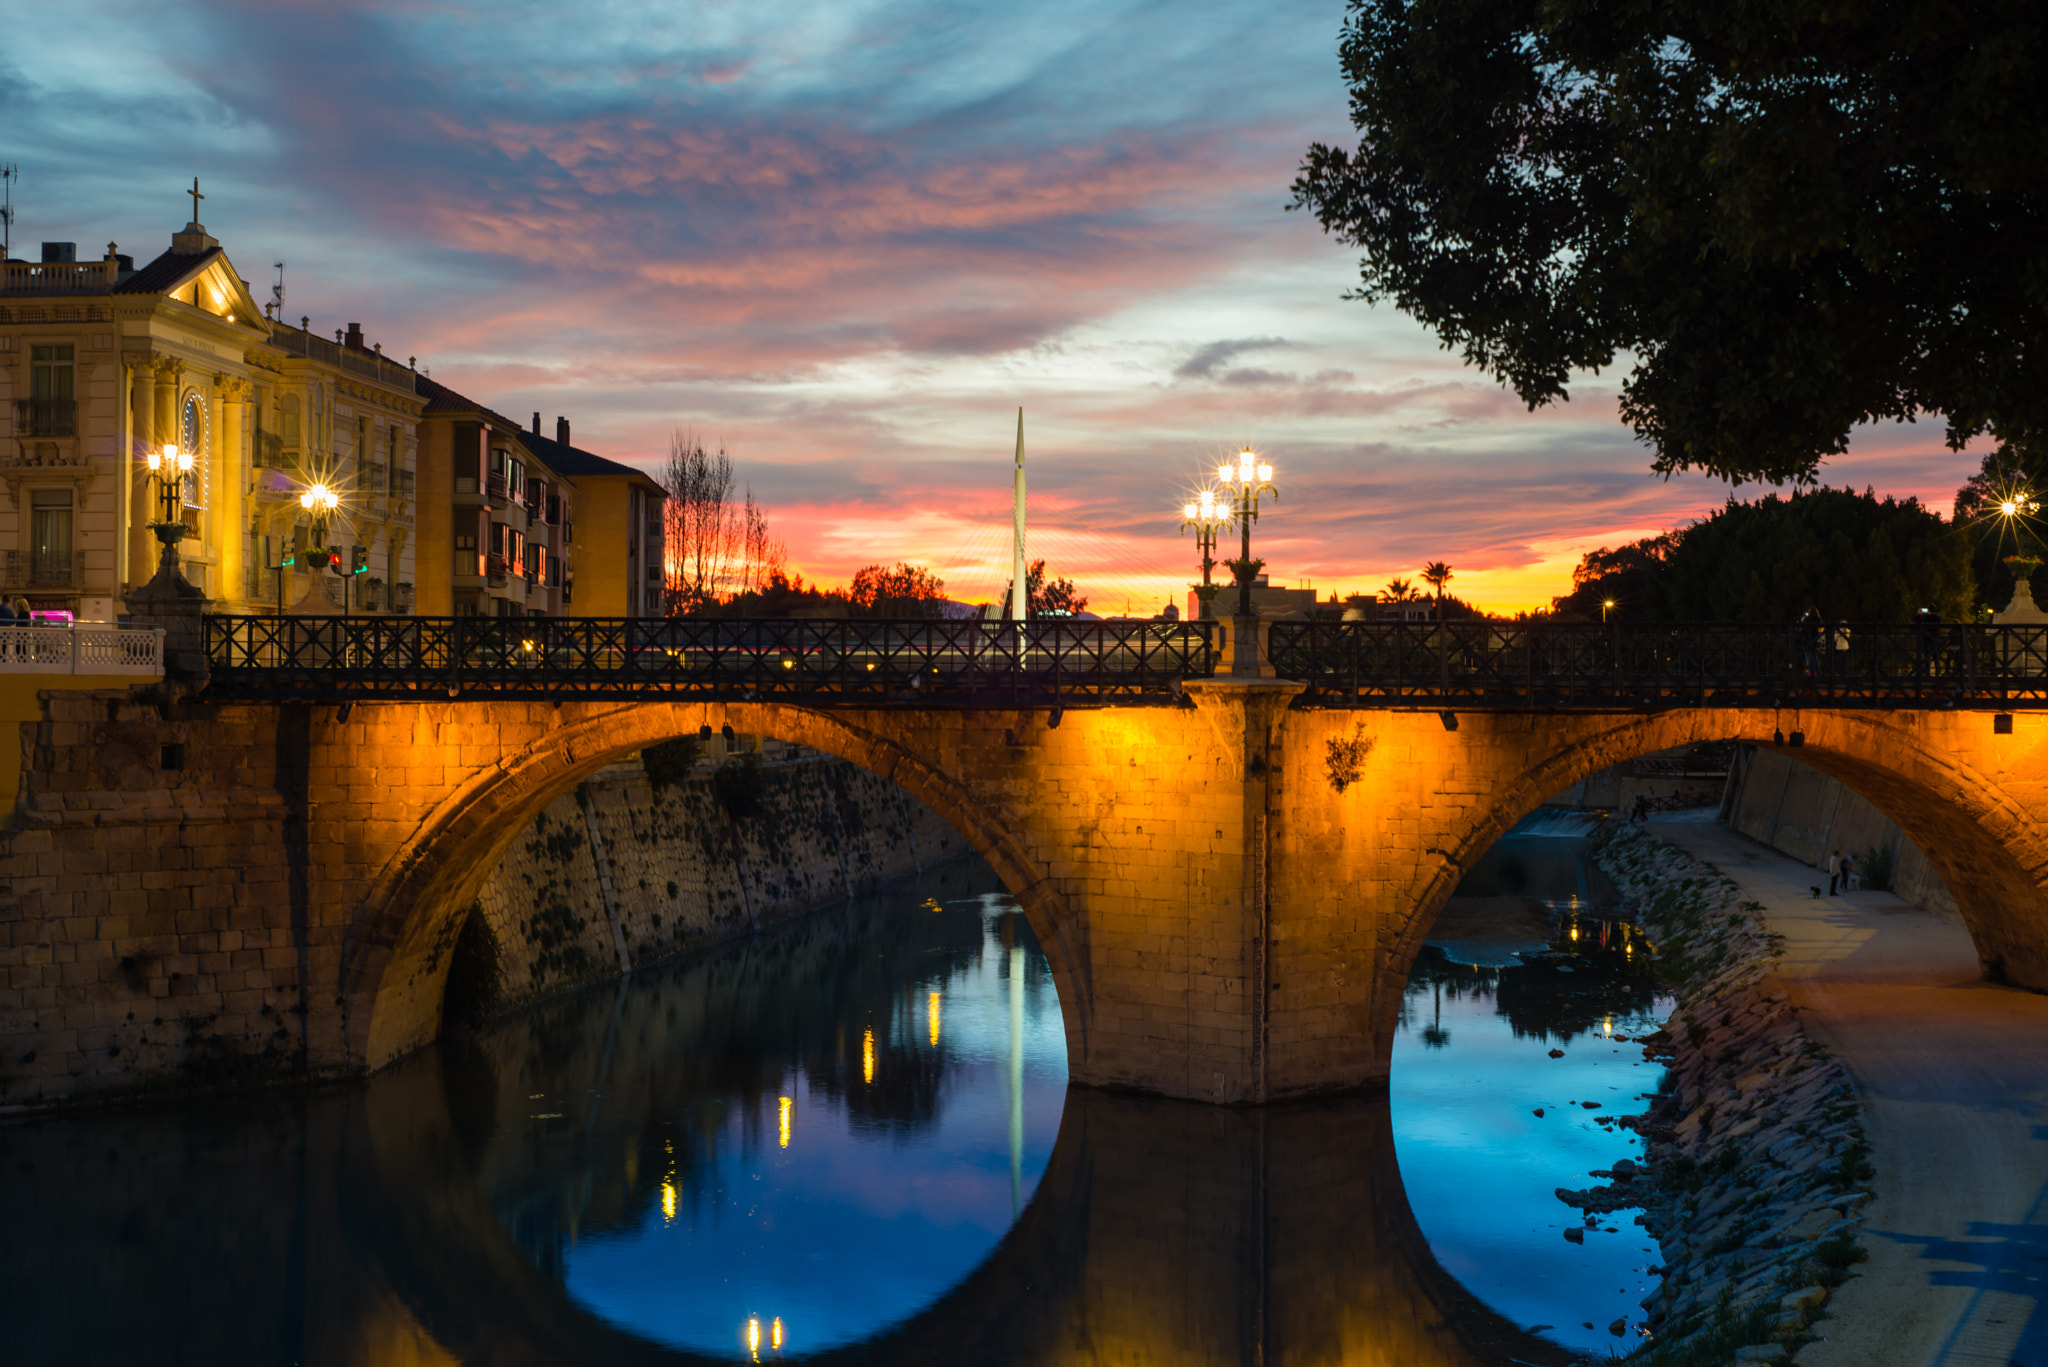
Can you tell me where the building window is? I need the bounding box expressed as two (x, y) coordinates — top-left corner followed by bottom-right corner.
(180, 393), (209, 510)
(26, 345), (75, 437)
(30, 489), (74, 584)
(387, 425), (400, 490)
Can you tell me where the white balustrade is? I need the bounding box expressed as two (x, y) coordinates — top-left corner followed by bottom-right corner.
(0, 624), (165, 676)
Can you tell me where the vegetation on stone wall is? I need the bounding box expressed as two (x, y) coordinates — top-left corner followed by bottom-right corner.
(641, 736), (704, 792)
(713, 752), (769, 821)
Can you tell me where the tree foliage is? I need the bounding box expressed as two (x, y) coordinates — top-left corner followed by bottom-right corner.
(847, 562), (951, 618)
(1555, 487), (1973, 622)
(1005, 559), (1089, 617)
(661, 432), (786, 613)
(1292, 1), (2048, 484)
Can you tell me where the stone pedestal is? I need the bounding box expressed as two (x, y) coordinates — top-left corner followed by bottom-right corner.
(288, 573), (344, 616)
(1997, 577), (2048, 624)
(121, 536), (212, 683)
(1221, 613), (1276, 678)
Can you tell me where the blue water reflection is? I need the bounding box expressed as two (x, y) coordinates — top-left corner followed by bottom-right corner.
(1393, 822), (1674, 1360)
(556, 892), (1067, 1358)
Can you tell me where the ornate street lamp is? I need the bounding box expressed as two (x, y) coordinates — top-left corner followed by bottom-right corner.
(1215, 448), (1277, 618)
(1180, 486), (1233, 621)
(144, 442), (194, 554)
(299, 483), (339, 570)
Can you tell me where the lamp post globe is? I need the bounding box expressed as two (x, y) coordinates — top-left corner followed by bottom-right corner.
(1179, 485), (1233, 621)
(1215, 448), (1277, 618)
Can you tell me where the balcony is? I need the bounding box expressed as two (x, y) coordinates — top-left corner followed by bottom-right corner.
(1, 260), (118, 296)
(392, 582), (414, 614)
(14, 398), (77, 438)
(2, 550), (85, 591)
(253, 431), (291, 470)
(0, 622), (162, 677)
(393, 468), (415, 500)
(485, 471), (509, 507)
(360, 577), (386, 613)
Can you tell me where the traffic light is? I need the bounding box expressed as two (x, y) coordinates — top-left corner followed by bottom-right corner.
(279, 528), (297, 569)
(352, 544), (369, 575)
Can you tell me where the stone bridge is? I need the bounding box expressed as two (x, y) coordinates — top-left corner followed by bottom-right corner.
(3, 668), (2043, 1108)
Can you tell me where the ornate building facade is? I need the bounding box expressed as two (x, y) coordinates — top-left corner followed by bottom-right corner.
(1, 202), (657, 622)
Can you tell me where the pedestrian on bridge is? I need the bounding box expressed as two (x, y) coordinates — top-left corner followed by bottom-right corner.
(1828, 851), (1843, 896)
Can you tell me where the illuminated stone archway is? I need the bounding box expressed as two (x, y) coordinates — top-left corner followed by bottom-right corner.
(1259, 706), (2048, 1081)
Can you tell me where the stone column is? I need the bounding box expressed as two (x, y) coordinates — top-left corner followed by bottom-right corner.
(124, 360), (156, 594)
(217, 378), (246, 609)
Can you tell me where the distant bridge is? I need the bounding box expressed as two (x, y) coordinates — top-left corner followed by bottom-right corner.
(202, 614), (2048, 709)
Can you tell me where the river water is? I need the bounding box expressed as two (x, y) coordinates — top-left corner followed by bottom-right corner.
(0, 822), (1666, 1365)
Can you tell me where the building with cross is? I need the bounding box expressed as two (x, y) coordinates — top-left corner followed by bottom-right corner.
(0, 194), (657, 622)
(0, 202), (422, 619)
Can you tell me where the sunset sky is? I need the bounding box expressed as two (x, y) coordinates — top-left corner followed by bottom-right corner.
(6, 0), (1990, 613)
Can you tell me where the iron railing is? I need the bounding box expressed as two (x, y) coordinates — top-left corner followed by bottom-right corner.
(203, 615), (1223, 704)
(1268, 620), (2048, 708)
(13, 398), (77, 438)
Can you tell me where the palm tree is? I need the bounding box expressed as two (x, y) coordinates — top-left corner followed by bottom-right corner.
(1421, 561), (1453, 619)
(1383, 576), (1418, 603)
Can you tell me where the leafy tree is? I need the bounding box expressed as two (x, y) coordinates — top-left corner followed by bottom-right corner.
(1002, 559), (1090, 617)
(1291, 2), (2048, 485)
(847, 562), (951, 618)
(1555, 488), (1973, 622)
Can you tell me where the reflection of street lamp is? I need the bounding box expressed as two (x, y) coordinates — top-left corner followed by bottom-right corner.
(1180, 487), (1233, 620)
(1216, 449), (1277, 618)
(144, 442), (194, 548)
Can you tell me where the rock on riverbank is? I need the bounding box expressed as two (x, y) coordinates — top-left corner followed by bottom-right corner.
(1593, 826), (1874, 1366)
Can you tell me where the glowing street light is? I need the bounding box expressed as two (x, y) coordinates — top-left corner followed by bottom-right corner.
(144, 442), (194, 543)
(298, 483), (340, 571)
(1179, 486), (1232, 620)
(1603, 598), (1616, 623)
(1215, 448), (1277, 618)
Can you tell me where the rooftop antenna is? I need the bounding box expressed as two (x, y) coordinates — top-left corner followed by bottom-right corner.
(0, 165), (17, 262)
(271, 261), (285, 319)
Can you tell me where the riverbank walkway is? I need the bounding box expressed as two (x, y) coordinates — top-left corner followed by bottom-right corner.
(1647, 816), (2048, 1367)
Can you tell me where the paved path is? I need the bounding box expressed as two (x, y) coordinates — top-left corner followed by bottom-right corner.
(1648, 819), (2048, 1367)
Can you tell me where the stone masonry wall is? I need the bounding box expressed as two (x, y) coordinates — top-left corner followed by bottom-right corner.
(471, 752), (963, 1012)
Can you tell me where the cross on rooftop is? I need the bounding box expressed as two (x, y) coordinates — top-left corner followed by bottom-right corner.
(187, 177), (204, 222)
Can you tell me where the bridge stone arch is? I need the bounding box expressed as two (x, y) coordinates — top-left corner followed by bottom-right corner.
(344, 699), (1092, 1076)
(1262, 707), (2048, 1081)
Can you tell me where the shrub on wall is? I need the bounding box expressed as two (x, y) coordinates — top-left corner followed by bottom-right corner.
(713, 752), (769, 821)
(642, 736), (704, 792)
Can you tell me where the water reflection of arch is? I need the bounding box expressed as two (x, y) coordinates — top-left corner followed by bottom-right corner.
(347, 1060), (1576, 1366)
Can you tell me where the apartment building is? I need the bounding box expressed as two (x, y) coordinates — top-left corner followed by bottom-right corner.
(519, 415), (666, 617)
(413, 376), (572, 617)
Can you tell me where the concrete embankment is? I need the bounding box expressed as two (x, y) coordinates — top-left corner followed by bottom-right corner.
(1591, 826), (1876, 1367)
(1648, 820), (2048, 1367)
(446, 747), (967, 1021)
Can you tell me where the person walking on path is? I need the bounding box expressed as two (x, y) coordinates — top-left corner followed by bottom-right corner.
(1842, 851), (1858, 893)
(1827, 850), (1843, 895)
